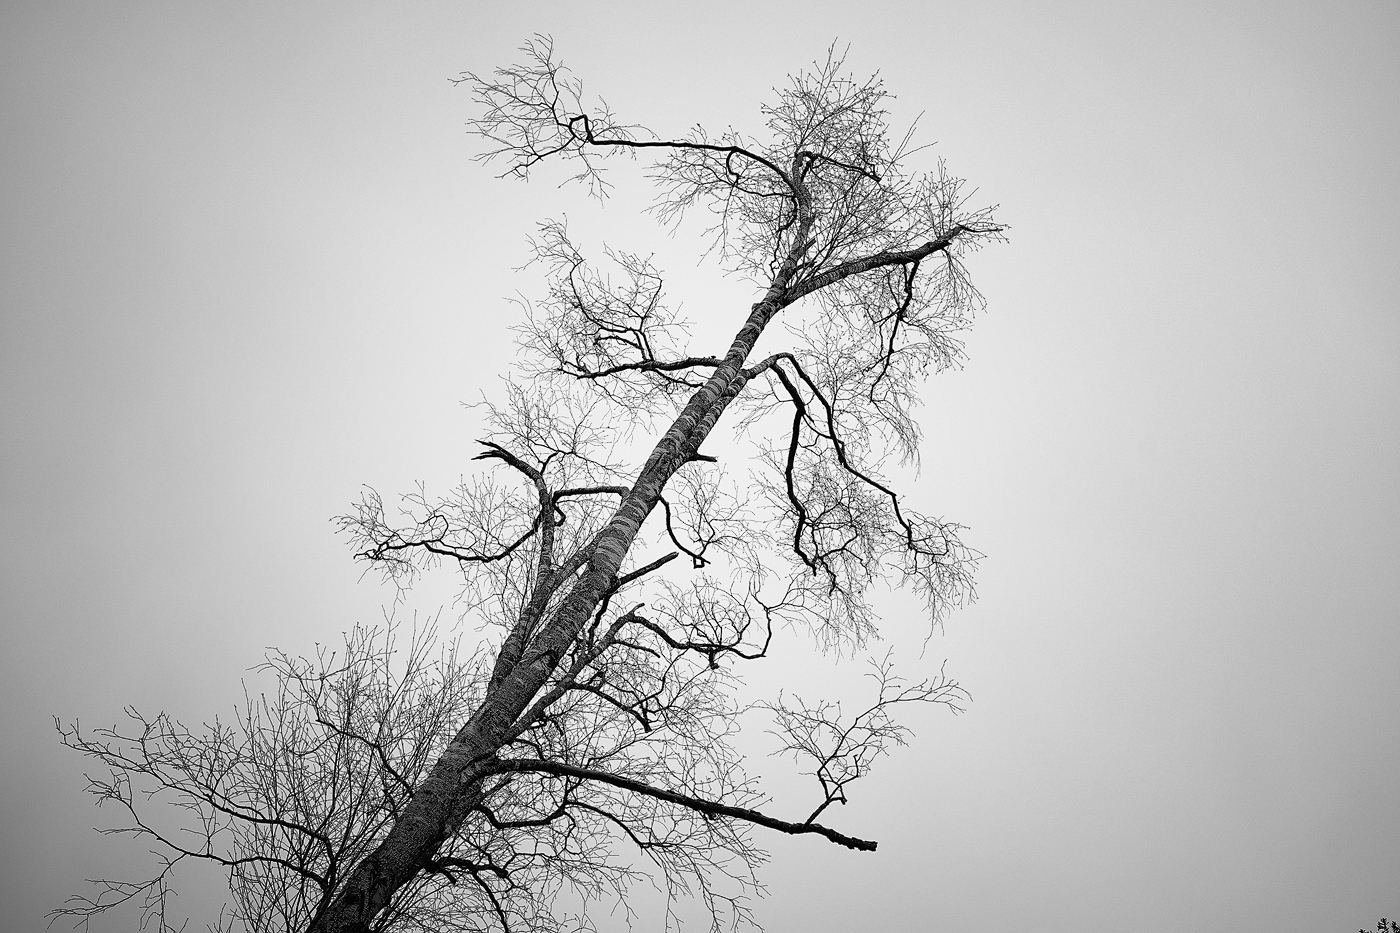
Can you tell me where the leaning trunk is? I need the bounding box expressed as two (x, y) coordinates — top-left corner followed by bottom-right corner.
(309, 286), (793, 932)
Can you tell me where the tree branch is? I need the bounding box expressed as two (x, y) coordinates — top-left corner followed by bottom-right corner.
(782, 225), (997, 306)
(487, 758), (878, 852)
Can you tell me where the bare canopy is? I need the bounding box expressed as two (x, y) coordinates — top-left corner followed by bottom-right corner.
(58, 37), (1003, 933)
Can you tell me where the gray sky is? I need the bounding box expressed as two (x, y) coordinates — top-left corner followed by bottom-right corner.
(3, 3), (1397, 931)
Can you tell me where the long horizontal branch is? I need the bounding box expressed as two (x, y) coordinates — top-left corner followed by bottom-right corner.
(569, 114), (794, 192)
(486, 758), (877, 851)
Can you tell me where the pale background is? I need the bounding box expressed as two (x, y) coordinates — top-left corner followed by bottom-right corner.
(3, 3), (1397, 931)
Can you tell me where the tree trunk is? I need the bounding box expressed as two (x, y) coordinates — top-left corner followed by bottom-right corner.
(308, 293), (789, 932)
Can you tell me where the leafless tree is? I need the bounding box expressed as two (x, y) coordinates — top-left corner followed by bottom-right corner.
(58, 37), (1003, 933)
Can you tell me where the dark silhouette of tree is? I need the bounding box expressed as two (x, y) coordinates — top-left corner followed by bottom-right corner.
(58, 37), (1003, 933)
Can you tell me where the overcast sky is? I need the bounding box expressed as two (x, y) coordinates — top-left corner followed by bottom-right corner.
(3, 3), (1398, 932)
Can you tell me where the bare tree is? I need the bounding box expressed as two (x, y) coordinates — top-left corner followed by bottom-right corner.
(58, 37), (1003, 933)
(56, 624), (498, 933)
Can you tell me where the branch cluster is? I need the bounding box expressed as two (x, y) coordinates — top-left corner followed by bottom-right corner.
(55, 625), (483, 933)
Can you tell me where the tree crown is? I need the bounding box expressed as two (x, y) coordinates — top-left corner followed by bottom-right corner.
(58, 38), (1003, 933)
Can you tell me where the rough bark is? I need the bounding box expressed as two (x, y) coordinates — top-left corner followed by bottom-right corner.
(308, 266), (806, 933)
